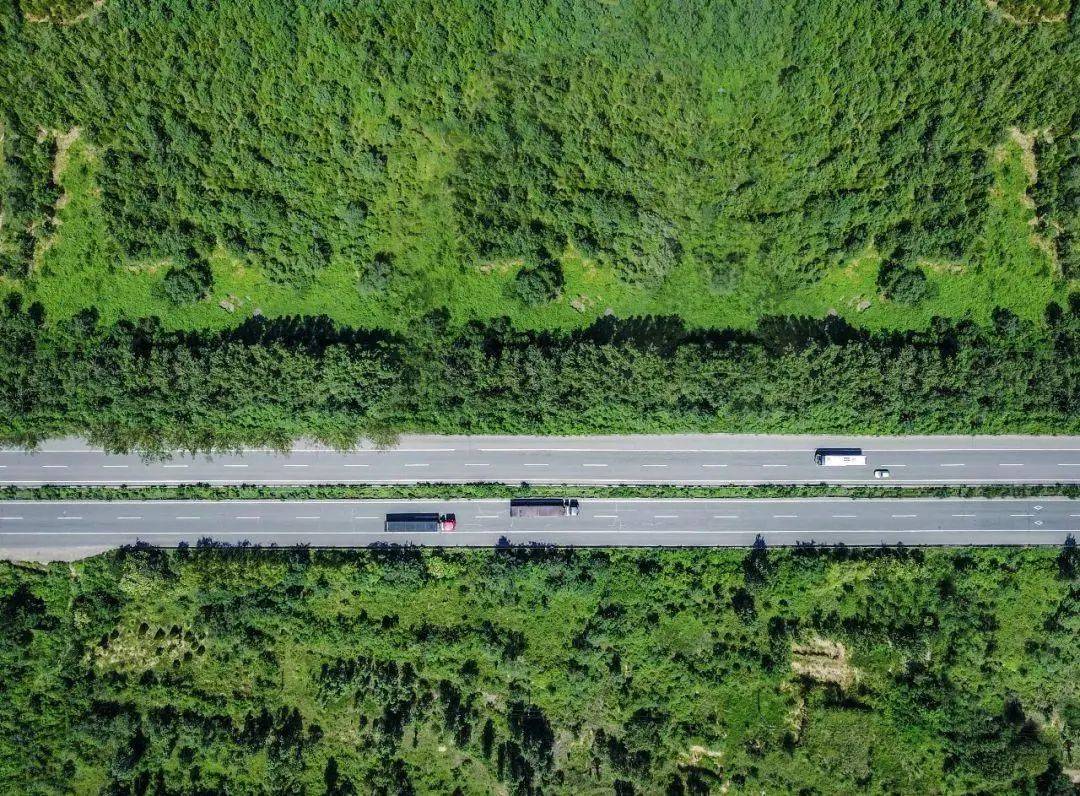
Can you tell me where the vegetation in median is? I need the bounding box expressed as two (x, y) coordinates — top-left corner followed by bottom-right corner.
(2, 483), (1078, 502)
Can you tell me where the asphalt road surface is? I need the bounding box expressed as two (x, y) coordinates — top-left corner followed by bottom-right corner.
(2, 435), (1080, 486)
(1, 498), (1075, 561)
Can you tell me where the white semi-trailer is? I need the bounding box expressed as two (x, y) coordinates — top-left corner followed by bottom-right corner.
(814, 448), (867, 466)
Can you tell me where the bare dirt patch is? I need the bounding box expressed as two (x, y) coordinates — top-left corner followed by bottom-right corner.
(681, 744), (725, 767)
(88, 623), (204, 673)
(791, 637), (858, 689)
(23, 0), (105, 25)
(985, 0), (1068, 24)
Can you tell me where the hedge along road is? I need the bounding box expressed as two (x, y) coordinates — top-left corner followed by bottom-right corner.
(2, 435), (1080, 487)
(0, 498), (1075, 562)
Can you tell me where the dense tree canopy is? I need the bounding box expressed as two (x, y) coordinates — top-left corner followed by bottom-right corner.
(1, 544), (1076, 793)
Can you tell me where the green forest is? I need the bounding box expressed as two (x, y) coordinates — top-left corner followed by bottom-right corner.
(0, 0), (1078, 444)
(1, 543), (1077, 793)
(1, 0), (1078, 334)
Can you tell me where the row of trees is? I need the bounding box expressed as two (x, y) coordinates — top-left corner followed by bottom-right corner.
(0, 292), (1077, 449)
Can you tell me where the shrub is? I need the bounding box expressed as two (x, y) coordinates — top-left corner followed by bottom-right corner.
(509, 261), (563, 305)
(160, 262), (213, 305)
(358, 253), (394, 295)
(877, 261), (930, 305)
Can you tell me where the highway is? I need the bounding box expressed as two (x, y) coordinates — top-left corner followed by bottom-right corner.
(0, 498), (1075, 561)
(2, 435), (1080, 485)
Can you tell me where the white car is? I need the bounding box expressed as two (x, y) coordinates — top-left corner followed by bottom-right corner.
(874, 468), (891, 479)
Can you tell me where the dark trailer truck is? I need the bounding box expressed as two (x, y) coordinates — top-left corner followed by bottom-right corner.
(510, 498), (580, 518)
(384, 513), (456, 532)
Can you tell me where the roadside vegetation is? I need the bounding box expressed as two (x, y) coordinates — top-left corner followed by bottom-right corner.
(1, 296), (1077, 449)
(1, 544), (1076, 793)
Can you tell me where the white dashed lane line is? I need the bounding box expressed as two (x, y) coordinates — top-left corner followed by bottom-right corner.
(583, 463), (608, 468)
(594, 514), (618, 518)
(654, 514), (679, 519)
(475, 515), (500, 519)
(892, 514), (917, 518)
(773, 514), (798, 519)
(464, 463), (491, 467)
(998, 463), (1024, 467)
(702, 464), (728, 468)
(283, 464), (309, 468)
(57, 517), (83, 521)
(832, 514), (857, 518)
(522, 463), (549, 467)
(641, 464), (668, 468)
(223, 464), (248, 468)
(296, 516), (320, 520)
(175, 516), (200, 520)
(236, 516), (260, 520)
(713, 515), (739, 519)
(102, 465), (129, 469)
(952, 514), (977, 518)
(762, 464), (788, 468)
(0, 517), (23, 521)
(403, 463), (429, 468)
(116, 516), (142, 520)
(343, 464), (368, 468)
(162, 464), (188, 469)
(1010, 514), (1034, 518)
(940, 463), (965, 467)
(42, 465), (68, 469)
